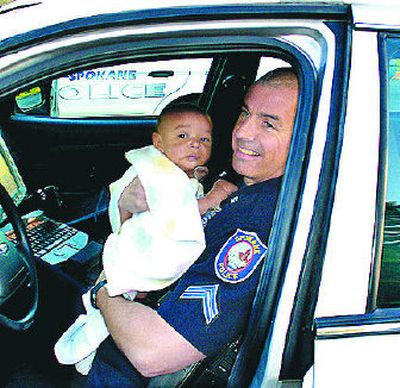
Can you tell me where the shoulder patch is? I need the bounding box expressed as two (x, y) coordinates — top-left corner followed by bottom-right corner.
(214, 229), (267, 283)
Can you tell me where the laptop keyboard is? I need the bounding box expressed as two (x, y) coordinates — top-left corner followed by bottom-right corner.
(5, 210), (89, 265)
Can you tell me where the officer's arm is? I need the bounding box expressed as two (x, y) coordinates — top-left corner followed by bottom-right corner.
(96, 286), (206, 377)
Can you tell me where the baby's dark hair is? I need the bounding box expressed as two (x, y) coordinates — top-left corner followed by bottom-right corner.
(156, 102), (211, 132)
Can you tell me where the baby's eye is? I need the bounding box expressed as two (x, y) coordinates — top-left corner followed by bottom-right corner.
(178, 133), (187, 139)
(200, 137), (210, 143)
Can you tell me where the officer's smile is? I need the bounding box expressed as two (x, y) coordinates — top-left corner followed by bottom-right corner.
(236, 146), (260, 157)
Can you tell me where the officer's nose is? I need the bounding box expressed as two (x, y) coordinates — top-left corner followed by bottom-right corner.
(233, 116), (256, 140)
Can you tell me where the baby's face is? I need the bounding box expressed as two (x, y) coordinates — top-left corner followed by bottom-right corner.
(153, 111), (212, 177)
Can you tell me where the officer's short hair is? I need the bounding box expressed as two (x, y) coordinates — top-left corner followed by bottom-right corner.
(255, 67), (298, 91)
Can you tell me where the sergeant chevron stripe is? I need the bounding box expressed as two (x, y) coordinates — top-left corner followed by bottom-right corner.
(180, 285), (219, 324)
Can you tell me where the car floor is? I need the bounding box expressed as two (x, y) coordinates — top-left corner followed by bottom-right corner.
(1, 263), (88, 387)
(4, 364), (85, 388)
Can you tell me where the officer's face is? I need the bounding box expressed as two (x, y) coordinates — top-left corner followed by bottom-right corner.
(232, 80), (298, 185)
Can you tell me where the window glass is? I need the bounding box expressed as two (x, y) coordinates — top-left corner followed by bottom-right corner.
(377, 37), (400, 307)
(256, 57), (290, 80)
(50, 58), (212, 118)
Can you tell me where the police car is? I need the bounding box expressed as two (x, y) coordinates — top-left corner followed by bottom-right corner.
(0, 0), (399, 387)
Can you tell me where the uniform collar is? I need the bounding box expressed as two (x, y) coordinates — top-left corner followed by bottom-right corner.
(223, 175), (283, 206)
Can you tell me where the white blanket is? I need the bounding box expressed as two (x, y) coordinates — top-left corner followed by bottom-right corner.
(104, 145), (205, 295)
(54, 145), (206, 370)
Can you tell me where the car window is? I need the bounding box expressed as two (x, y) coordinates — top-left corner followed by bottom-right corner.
(377, 36), (400, 308)
(15, 56), (287, 119)
(15, 58), (212, 118)
(256, 57), (290, 80)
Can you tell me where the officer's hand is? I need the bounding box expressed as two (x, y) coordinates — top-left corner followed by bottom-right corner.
(118, 177), (149, 223)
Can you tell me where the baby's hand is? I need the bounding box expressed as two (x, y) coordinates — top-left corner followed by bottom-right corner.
(198, 179), (238, 214)
(208, 179), (238, 203)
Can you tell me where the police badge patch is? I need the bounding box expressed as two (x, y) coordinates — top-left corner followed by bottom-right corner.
(215, 229), (267, 283)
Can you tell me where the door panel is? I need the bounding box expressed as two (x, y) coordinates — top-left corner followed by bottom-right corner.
(314, 313), (400, 388)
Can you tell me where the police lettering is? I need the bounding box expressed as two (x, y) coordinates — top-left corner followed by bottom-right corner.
(217, 263), (239, 280)
(67, 70), (137, 81)
(234, 234), (261, 254)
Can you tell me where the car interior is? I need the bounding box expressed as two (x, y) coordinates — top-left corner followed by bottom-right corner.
(0, 51), (294, 386)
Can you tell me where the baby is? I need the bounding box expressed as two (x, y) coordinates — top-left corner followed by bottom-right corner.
(55, 102), (237, 374)
(106, 103), (237, 297)
(119, 102), (234, 220)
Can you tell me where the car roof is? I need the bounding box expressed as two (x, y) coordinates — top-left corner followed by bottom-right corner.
(0, 0), (337, 43)
(0, 0), (399, 43)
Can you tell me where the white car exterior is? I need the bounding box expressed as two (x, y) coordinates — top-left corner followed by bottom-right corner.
(1, 1), (400, 387)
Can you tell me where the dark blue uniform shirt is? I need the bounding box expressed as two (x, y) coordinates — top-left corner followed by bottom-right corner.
(158, 176), (282, 357)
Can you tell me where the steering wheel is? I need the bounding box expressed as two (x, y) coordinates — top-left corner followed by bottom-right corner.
(0, 182), (38, 330)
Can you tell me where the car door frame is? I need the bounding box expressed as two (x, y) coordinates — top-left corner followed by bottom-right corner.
(297, 13), (400, 388)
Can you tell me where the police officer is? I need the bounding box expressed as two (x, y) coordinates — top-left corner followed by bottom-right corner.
(86, 67), (299, 387)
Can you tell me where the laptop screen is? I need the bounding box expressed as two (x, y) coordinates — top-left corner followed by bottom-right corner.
(0, 135), (27, 221)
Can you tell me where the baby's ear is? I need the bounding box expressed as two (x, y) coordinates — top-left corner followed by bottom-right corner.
(152, 132), (164, 152)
